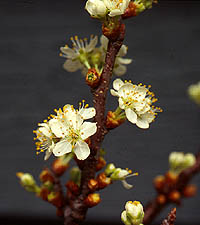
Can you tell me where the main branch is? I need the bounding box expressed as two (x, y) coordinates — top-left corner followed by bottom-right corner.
(63, 23), (126, 225)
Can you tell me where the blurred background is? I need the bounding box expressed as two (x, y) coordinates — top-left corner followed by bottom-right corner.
(0, 0), (200, 224)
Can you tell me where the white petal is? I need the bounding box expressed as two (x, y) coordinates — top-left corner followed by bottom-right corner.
(118, 45), (127, 57)
(60, 47), (77, 59)
(49, 118), (66, 138)
(86, 36), (98, 52)
(121, 180), (133, 189)
(113, 78), (124, 91)
(44, 149), (52, 161)
(118, 83), (135, 98)
(63, 59), (82, 72)
(80, 122), (97, 140)
(117, 57), (132, 65)
(72, 113), (83, 130)
(53, 140), (72, 157)
(100, 35), (108, 50)
(114, 64), (127, 76)
(85, 0), (107, 18)
(125, 108), (137, 124)
(74, 140), (90, 160)
(38, 126), (51, 138)
(79, 107), (96, 120)
(136, 117), (149, 129)
(109, 9), (122, 17)
(119, 97), (125, 109)
(110, 89), (119, 96)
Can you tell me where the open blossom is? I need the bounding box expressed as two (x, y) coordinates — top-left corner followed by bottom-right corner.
(34, 103), (97, 160)
(100, 35), (132, 76)
(85, 0), (130, 18)
(110, 78), (162, 129)
(105, 163), (138, 189)
(60, 35), (98, 73)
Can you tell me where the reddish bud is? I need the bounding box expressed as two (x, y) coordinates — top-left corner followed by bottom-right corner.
(88, 179), (98, 191)
(183, 185), (197, 198)
(65, 181), (80, 195)
(122, 1), (137, 19)
(86, 68), (100, 88)
(48, 192), (64, 208)
(39, 187), (50, 201)
(39, 169), (54, 183)
(97, 172), (111, 189)
(168, 191), (181, 203)
(154, 175), (165, 192)
(157, 194), (167, 205)
(102, 22), (125, 41)
(96, 157), (106, 171)
(106, 111), (125, 129)
(165, 171), (178, 185)
(52, 158), (69, 177)
(84, 193), (101, 208)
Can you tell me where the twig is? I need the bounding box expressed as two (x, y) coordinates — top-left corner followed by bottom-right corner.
(161, 208), (176, 225)
(143, 153), (200, 225)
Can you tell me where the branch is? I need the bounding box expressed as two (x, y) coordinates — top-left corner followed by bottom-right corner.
(63, 23), (126, 225)
(143, 153), (200, 225)
(161, 208), (176, 225)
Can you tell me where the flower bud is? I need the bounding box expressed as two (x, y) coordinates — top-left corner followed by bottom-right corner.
(39, 187), (50, 201)
(122, 201), (144, 225)
(88, 179), (98, 191)
(96, 157), (106, 171)
(39, 169), (54, 183)
(65, 181), (80, 195)
(47, 192), (64, 208)
(86, 68), (100, 88)
(122, 1), (137, 19)
(16, 172), (35, 186)
(105, 163), (116, 176)
(157, 194), (166, 205)
(169, 152), (196, 175)
(85, 0), (107, 19)
(168, 190), (181, 203)
(16, 172), (39, 193)
(165, 171), (178, 185)
(70, 167), (81, 186)
(51, 157), (69, 177)
(84, 193), (101, 207)
(97, 172), (111, 189)
(154, 175), (165, 191)
(183, 184), (197, 198)
(188, 81), (200, 105)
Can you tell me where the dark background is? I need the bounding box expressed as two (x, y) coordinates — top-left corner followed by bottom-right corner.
(0, 0), (200, 224)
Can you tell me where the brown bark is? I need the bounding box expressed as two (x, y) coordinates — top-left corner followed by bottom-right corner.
(63, 23), (126, 225)
(161, 208), (176, 225)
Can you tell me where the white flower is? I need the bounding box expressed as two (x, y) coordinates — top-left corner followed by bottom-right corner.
(110, 167), (138, 189)
(60, 35), (98, 73)
(49, 104), (97, 160)
(188, 81), (200, 105)
(111, 78), (162, 129)
(169, 152), (196, 175)
(121, 201), (144, 225)
(103, 0), (130, 17)
(100, 35), (132, 76)
(85, 0), (107, 18)
(34, 122), (55, 160)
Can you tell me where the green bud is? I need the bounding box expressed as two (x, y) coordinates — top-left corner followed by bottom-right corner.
(121, 210), (132, 225)
(105, 163), (116, 176)
(110, 168), (129, 181)
(70, 167), (81, 186)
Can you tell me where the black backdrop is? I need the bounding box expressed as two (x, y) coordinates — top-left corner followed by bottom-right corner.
(0, 0), (200, 224)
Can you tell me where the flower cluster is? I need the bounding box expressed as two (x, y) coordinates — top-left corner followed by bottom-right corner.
(188, 81), (200, 105)
(85, 0), (130, 18)
(60, 35), (131, 76)
(169, 152), (196, 175)
(111, 78), (162, 129)
(33, 102), (97, 161)
(121, 201), (144, 225)
(105, 163), (138, 189)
